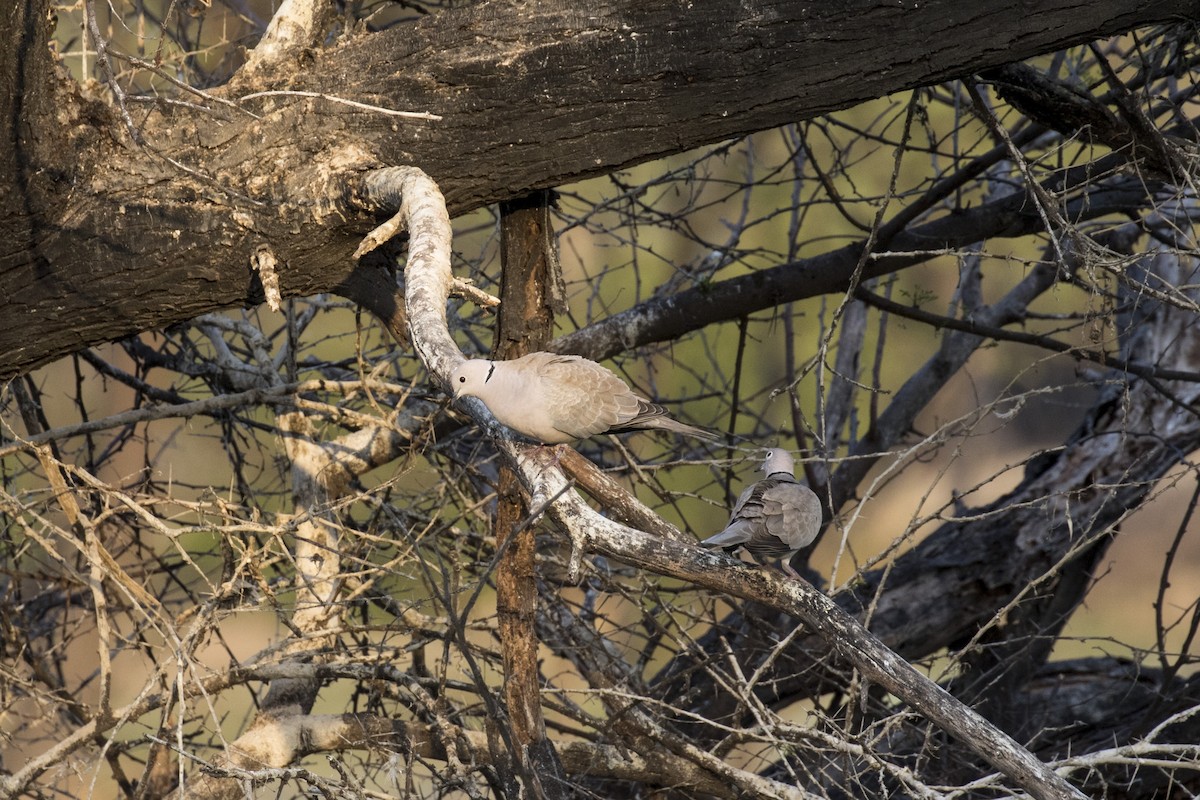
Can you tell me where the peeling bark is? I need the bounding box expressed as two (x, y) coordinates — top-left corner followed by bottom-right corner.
(492, 191), (568, 797)
(3, 0), (1199, 378)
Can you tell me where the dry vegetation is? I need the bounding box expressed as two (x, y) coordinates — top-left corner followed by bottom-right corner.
(3, 2), (1200, 798)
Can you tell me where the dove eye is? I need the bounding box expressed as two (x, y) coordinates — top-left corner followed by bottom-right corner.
(457, 376), (466, 383)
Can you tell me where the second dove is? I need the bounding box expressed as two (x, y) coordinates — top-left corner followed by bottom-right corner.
(700, 449), (821, 578)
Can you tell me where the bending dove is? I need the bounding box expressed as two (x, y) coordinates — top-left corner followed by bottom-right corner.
(450, 352), (719, 445)
(700, 449), (821, 578)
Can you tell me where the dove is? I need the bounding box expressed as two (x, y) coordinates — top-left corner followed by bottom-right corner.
(700, 449), (821, 578)
(449, 351), (720, 444)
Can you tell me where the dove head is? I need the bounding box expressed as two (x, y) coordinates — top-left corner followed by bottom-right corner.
(450, 359), (496, 400)
(762, 449), (796, 477)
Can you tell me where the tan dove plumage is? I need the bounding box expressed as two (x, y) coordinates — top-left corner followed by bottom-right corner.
(700, 449), (821, 578)
(449, 352), (720, 444)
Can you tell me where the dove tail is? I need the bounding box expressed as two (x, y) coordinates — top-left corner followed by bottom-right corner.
(698, 523), (751, 550)
(652, 417), (723, 442)
(618, 399), (723, 441)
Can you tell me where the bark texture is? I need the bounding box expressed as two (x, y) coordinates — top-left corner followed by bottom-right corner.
(3, 0), (1199, 377)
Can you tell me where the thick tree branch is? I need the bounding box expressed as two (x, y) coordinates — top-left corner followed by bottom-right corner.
(549, 165), (1157, 363)
(3, 0), (1199, 378)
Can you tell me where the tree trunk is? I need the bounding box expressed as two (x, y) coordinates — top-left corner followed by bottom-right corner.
(3, 0), (1198, 378)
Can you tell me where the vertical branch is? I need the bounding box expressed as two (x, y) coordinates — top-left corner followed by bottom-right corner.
(236, 0), (331, 80)
(493, 190), (568, 796)
(818, 298), (867, 487)
(725, 316), (751, 502)
(496, 191), (564, 357)
(82, 0), (139, 142)
(263, 411), (346, 710)
(11, 382), (115, 724)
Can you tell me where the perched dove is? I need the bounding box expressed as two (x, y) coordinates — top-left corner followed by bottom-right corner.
(700, 449), (821, 578)
(449, 351), (720, 444)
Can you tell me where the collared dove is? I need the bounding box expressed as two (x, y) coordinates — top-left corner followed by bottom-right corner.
(700, 449), (821, 578)
(449, 351), (720, 444)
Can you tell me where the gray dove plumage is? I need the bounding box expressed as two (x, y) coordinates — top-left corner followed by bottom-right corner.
(700, 449), (821, 578)
(449, 352), (720, 444)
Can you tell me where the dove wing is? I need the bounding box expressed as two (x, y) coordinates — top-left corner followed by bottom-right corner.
(531, 354), (640, 439)
(699, 483), (765, 551)
(757, 480), (823, 551)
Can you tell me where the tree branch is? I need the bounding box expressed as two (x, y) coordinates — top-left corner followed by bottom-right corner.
(4, 0), (1199, 378)
(394, 166), (1085, 800)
